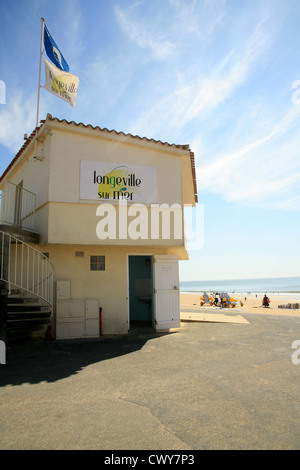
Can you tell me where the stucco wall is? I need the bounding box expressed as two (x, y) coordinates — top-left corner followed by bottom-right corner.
(48, 129), (183, 206)
(42, 244), (171, 335)
(44, 128), (186, 249)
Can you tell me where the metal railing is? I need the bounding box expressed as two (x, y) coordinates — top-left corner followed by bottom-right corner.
(0, 181), (37, 232)
(0, 230), (53, 309)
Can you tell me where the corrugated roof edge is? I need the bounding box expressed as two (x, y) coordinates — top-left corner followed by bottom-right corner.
(0, 114), (198, 202)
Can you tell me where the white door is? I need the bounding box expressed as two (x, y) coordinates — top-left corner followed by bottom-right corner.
(85, 300), (99, 337)
(153, 255), (180, 331)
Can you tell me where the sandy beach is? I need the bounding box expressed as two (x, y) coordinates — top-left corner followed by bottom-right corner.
(180, 292), (300, 317)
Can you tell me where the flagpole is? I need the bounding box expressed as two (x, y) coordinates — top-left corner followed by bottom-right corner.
(34, 17), (45, 159)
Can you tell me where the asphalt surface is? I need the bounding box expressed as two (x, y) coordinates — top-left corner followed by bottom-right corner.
(0, 312), (300, 450)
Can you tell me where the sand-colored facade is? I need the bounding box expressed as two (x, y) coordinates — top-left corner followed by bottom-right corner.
(0, 114), (197, 338)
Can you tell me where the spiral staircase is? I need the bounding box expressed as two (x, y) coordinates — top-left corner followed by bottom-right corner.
(0, 230), (53, 344)
(0, 183), (53, 344)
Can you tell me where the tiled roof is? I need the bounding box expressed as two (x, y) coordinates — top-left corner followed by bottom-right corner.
(0, 113), (198, 202)
(189, 151), (198, 203)
(46, 113), (191, 151)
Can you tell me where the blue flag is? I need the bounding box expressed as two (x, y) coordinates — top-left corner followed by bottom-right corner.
(43, 23), (69, 72)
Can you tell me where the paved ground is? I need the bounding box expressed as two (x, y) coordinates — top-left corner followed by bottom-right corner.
(0, 311), (300, 450)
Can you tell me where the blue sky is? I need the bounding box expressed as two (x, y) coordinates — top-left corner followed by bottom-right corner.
(0, 0), (300, 281)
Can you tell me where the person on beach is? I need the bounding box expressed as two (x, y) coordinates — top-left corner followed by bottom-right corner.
(262, 294), (270, 308)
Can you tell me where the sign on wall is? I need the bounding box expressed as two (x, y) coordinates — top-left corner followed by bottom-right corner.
(80, 160), (158, 203)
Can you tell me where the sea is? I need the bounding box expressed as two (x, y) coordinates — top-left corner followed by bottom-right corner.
(180, 276), (300, 296)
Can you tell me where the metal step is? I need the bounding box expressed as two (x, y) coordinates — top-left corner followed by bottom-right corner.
(7, 311), (51, 320)
(0, 228), (53, 344)
(7, 303), (49, 313)
(5, 293), (52, 343)
(7, 317), (50, 329)
(7, 297), (39, 303)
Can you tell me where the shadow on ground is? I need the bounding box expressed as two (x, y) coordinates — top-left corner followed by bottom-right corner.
(0, 331), (169, 387)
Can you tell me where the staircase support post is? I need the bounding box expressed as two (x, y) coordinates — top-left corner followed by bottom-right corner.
(0, 232), (9, 343)
(0, 281), (8, 343)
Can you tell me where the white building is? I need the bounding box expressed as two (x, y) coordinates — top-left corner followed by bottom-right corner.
(0, 114), (197, 342)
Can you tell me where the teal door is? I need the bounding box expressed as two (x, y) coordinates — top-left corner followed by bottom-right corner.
(129, 256), (153, 327)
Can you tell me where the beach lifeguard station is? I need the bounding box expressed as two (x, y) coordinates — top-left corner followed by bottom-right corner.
(0, 114), (198, 342)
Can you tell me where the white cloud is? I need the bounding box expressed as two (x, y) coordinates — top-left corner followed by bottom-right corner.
(115, 4), (176, 60)
(74, 51), (132, 127)
(0, 91), (37, 152)
(114, 0), (228, 62)
(169, 0), (226, 39)
(197, 105), (300, 210)
(60, 0), (85, 69)
(0, 80), (54, 158)
(117, 4), (300, 212)
(129, 13), (272, 140)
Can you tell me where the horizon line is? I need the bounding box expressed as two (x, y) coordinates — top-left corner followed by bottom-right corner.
(180, 275), (300, 283)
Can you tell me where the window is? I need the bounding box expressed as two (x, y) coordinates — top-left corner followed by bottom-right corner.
(90, 255), (105, 271)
